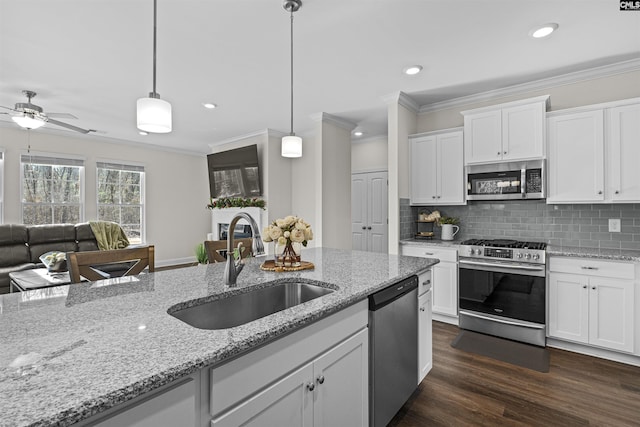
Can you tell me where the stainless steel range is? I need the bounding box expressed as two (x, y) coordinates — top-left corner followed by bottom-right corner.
(458, 239), (547, 347)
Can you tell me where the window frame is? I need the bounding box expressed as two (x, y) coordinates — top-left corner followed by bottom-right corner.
(20, 151), (85, 225)
(96, 159), (146, 244)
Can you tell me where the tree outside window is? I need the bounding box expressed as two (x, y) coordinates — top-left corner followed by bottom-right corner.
(21, 155), (83, 225)
(97, 162), (145, 244)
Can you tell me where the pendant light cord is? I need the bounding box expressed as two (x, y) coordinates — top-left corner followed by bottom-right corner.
(152, 0), (158, 96)
(289, 9), (294, 136)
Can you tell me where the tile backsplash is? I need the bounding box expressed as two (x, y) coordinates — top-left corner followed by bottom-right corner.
(401, 199), (640, 250)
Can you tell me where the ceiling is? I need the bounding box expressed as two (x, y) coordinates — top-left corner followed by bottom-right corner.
(1, 0), (639, 155)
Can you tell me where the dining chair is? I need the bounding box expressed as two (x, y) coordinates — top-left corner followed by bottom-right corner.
(204, 239), (253, 263)
(67, 245), (155, 283)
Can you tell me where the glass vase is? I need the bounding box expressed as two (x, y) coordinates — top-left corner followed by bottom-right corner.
(274, 241), (302, 267)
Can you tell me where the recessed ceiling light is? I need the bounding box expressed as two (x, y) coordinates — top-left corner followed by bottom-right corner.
(203, 103), (217, 109)
(139, 131), (148, 136)
(354, 131), (364, 137)
(403, 65), (423, 76)
(530, 23), (559, 38)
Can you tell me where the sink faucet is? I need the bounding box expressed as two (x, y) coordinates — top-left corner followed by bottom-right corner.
(223, 212), (265, 286)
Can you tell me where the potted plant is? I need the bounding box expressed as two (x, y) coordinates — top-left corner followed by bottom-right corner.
(195, 243), (208, 265)
(437, 216), (460, 241)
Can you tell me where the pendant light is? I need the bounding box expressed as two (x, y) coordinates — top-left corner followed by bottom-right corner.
(281, 0), (302, 158)
(137, 0), (172, 133)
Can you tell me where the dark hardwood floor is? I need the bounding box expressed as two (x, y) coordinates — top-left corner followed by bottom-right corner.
(389, 321), (640, 427)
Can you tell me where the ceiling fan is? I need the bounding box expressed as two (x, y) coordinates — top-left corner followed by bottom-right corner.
(0, 90), (95, 134)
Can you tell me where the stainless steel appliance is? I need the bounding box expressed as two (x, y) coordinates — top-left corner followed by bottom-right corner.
(466, 159), (545, 200)
(369, 275), (418, 427)
(458, 239), (547, 347)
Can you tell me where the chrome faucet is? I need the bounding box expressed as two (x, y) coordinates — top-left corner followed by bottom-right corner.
(223, 212), (265, 286)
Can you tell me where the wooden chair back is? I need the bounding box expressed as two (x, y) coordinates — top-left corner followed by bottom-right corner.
(204, 239), (253, 263)
(67, 245), (155, 283)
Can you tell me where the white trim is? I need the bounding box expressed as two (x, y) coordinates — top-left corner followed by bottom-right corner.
(19, 149), (86, 162)
(310, 112), (357, 131)
(409, 126), (463, 139)
(460, 95), (550, 116)
(351, 168), (388, 175)
(95, 157), (146, 169)
(546, 97), (640, 117)
(207, 128), (289, 150)
(547, 338), (640, 368)
(352, 135), (387, 145)
(419, 58), (640, 114)
(398, 92), (420, 113)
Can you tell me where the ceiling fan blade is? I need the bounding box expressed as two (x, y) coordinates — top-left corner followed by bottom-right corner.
(47, 112), (78, 119)
(46, 118), (93, 134)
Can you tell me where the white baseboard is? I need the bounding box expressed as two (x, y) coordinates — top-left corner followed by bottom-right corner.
(433, 313), (459, 325)
(546, 338), (640, 367)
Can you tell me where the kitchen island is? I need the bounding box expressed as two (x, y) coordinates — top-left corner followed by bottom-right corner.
(0, 248), (436, 427)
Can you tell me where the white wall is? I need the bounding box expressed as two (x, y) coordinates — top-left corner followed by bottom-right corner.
(0, 126), (210, 266)
(351, 136), (387, 173)
(291, 133), (317, 248)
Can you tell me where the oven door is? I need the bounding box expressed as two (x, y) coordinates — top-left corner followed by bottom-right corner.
(458, 258), (546, 346)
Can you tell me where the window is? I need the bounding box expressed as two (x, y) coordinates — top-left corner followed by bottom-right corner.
(97, 161), (145, 244)
(21, 154), (84, 225)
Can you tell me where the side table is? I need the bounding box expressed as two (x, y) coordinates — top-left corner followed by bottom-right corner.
(9, 268), (74, 292)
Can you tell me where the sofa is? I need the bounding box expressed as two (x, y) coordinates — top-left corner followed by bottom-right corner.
(0, 222), (126, 294)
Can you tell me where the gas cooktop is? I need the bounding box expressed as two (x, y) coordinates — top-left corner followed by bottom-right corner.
(460, 239), (547, 264)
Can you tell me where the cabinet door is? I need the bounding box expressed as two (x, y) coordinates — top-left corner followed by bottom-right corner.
(314, 329), (368, 427)
(502, 101), (545, 161)
(432, 262), (457, 317)
(410, 136), (438, 204)
(436, 131), (465, 205)
(212, 363), (314, 427)
(547, 111), (605, 203)
(589, 277), (635, 353)
(548, 273), (589, 344)
(418, 291), (433, 383)
(607, 103), (640, 202)
(464, 110), (502, 164)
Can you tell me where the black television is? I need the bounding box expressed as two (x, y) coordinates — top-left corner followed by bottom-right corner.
(207, 144), (262, 199)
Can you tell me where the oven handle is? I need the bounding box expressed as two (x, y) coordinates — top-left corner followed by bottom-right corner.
(459, 259), (545, 272)
(459, 310), (545, 330)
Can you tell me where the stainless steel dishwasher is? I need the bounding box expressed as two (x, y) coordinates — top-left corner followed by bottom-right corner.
(369, 275), (418, 427)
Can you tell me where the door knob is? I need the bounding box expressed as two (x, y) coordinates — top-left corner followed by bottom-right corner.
(307, 382), (315, 391)
(362, 226), (366, 230)
(367, 226), (372, 230)
(317, 375), (325, 384)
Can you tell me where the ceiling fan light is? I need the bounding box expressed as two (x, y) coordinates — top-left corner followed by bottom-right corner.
(12, 114), (45, 130)
(282, 135), (302, 158)
(137, 97), (172, 133)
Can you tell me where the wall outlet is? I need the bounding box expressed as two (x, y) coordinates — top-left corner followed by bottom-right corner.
(608, 218), (621, 233)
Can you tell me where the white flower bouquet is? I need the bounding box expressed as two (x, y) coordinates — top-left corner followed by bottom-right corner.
(263, 215), (313, 266)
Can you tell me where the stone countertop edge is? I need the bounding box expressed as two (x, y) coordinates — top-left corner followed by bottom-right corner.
(546, 245), (640, 262)
(0, 248), (438, 427)
(399, 238), (461, 248)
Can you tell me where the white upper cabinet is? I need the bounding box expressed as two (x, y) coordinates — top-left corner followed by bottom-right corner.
(409, 128), (465, 206)
(461, 95), (549, 165)
(547, 98), (640, 204)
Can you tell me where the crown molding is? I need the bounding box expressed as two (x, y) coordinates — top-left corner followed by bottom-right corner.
(419, 58), (640, 114)
(381, 91), (420, 114)
(352, 135), (387, 144)
(207, 128), (282, 149)
(310, 112), (357, 131)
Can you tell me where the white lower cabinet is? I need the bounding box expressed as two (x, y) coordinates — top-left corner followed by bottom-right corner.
(548, 257), (635, 353)
(402, 245), (458, 321)
(213, 330), (368, 427)
(210, 301), (369, 427)
(417, 270), (433, 383)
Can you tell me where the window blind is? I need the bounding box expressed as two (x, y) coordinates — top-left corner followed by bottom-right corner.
(96, 161), (144, 173)
(21, 154), (84, 167)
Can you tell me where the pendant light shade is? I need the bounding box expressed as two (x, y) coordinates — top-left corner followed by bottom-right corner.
(12, 113), (45, 130)
(282, 134), (302, 158)
(281, 0), (302, 158)
(137, 0), (172, 133)
(137, 96), (172, 133)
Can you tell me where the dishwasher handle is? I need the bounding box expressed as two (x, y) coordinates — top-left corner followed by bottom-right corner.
(369, 275), (418, 311)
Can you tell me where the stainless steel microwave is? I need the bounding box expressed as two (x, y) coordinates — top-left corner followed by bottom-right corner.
(466, 159), (545, 201)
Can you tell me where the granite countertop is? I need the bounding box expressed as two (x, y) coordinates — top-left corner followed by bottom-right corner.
(0, 248), (437, 427)
(399, 238), (461, 249)
(546, 245), (640, 262)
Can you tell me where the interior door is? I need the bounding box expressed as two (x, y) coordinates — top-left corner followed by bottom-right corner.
(351, 174), (368, 251)
(351, 171), (388, 253)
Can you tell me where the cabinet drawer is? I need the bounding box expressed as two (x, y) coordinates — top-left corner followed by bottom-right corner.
(417, 270), (432, 296)
(549, 257), (635, 279)
(402, 245), (457, 263)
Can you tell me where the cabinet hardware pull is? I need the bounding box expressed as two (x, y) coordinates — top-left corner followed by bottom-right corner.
(423, 280), (431, 285)
(420, 307), (426, 312)
(362, 226), (366, 230)
(583, 285), (587, 289)
(432, 196), (436, 199)
(581, 266), (598, 270)
(592, 286), (596, 290)
(497, 152), (501, 156)
(317, 375), (325, 384)
(503, 151), (507, 155)
(307, 382), (315, 391)
(367, 226), (372, 230)
(424, 252), (434, 256)
(598, 190), (603, 195)
(615, 190), (620, 194)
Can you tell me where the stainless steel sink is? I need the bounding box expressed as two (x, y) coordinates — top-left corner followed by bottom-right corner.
(169, 281), (335, 330)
